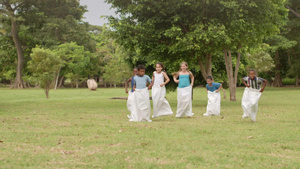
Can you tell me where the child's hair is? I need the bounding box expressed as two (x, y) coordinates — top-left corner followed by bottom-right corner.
(180, 62), (188, 70)
(133, 67), (138, 70)
(155, 62), (165, 71)
(206, 76), (213, 80)
(249, 69), (256, 73)
(172, 62), (192, 77)
(137, 65), (145, 71)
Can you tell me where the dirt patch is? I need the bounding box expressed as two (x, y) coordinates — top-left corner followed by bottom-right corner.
(110, 97), (128, 100)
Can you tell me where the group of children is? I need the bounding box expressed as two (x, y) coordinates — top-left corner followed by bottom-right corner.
(125, 62), (267, 122)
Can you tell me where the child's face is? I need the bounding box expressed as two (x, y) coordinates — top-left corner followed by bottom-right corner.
(138, 69), (145, 76)
(206, 79), (212, 85)
(133, 69), (138, 75)
(180, 64), (187, 71)
(249, 71), (256, 79)
(155, 64), (163, 73)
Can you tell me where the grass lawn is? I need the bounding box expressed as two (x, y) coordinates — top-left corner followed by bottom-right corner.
(0, 87), (299, 168)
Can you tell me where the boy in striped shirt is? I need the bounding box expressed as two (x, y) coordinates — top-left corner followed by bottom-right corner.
(241, 69), (267, 122)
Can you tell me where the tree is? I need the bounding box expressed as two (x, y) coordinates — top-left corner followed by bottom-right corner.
(106, 0), (288, 101)
(55, 42), (93, 88)
(0, 0), (89, 88)
(286, 0), (300, 86)
(266, 35), (296, 87)
(28, 47), (62, 98)
(0, 0), (29, 88)
(102, 44), (132, 87)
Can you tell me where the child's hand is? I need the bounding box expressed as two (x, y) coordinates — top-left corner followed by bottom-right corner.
(133, 87), (135, 91)
(260, 89), (264, 93)
(148, 86), (152, 90)
(247, 84), (250, 88)
(216, 89), (220, 92)
(190, 83), (193, 87)
(174, 80), (179, 83)
(160, 83), (164, 87)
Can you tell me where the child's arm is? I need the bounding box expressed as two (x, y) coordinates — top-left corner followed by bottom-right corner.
(150, 72), (155, 88)
(190, 71), (194, 86)
(260, 79), (267, 93)
(147, 76), (153, 90)
(161, 72), (170, 87)
(216, 84), (222, 92)
(242, 78), (250, 88)
(173, 72), (179, 83)
(133, 84), (136, 91)
(125, 77), (132, 93)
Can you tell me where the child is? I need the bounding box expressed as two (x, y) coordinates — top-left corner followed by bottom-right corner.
(203, 76), (222, 116)
(173, 62), (194, 117)
(131, 65), (152, 122)
(125, 68), (138, 120)
(241, 69), (267, 122)
(151, 62), (173, 118)
(125, 68), (138, 93)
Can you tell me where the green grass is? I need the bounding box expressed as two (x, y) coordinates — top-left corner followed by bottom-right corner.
(0, 87), (299, 168)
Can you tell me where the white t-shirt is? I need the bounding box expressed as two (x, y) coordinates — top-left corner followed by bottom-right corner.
(154, 71), (164, 86)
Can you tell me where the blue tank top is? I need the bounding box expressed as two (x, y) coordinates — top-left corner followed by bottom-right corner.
(131, 76), (135, 92)
(178, 75), (190, 88)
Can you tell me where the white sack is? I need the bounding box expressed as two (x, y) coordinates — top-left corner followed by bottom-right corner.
(203, 91), (221, 116)
(87, 79), (98, 90)
(176, 86), (194, 117)
(130, 88), (151, 122)
(241, 87), (262, 122)
(127, 91), (138, 121)
(152, 85), (173, 118)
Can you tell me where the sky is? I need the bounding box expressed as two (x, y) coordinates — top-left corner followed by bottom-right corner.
(79, 0), (117, 26)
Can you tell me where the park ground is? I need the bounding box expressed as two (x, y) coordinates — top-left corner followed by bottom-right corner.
(0, 87), (299, 168)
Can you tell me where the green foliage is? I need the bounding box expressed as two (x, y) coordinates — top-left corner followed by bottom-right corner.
(106, 0), (288, 91)
(28, 47), (62, 97)
(282, 78), (296, 85)
(102, 56), (131, 86)
(246, 44), (275, 74)
(54, 42), (94, 87)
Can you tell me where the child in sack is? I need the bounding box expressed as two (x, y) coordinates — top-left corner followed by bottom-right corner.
(132, 65), (152, 122)
(241, 69), (267, 122)
(203, 76), (222, 116)
(150, 62), (173, 118)
(173, 62), (194, 118)
(125, 68), (138, 120)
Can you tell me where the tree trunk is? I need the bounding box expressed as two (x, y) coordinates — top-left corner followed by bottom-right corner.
(114, 84), (116, 88)
(222, 88), (226, 99)
(54, 68), (61, 90)
(76, 76), (79, 89)
(197, 53), (212, 79)
(44, 81), (50, 99)
(58, 76), (64, 88)
(272, 51), (283, 87)
(296, 75), (299, 87)
(223, 47), (241, 101)
(10, 20), (24, 89)
(27, 81), (31, 88)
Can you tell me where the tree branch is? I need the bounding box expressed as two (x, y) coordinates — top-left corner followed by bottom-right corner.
(13, 2), (25, 11)
(286, 6), (300, 18)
